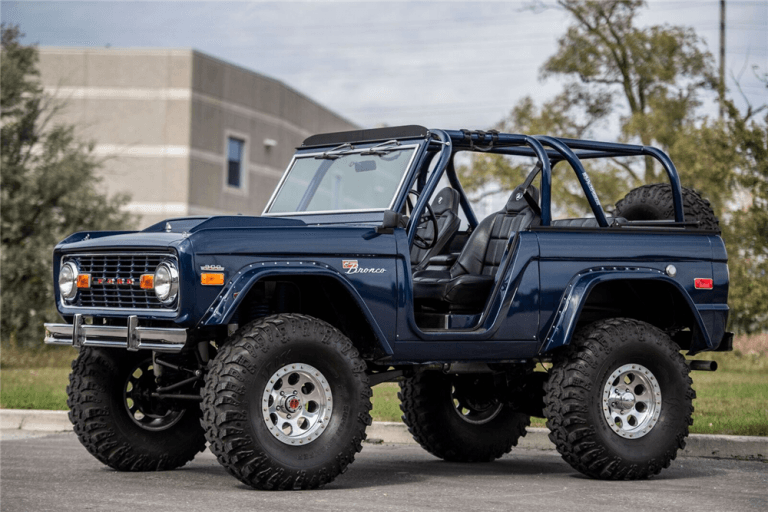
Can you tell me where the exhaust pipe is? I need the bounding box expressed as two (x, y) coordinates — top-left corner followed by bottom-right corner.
(687, 360), (718, 371)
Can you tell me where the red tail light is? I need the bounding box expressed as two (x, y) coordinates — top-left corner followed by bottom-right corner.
(694, 278), (713, 289)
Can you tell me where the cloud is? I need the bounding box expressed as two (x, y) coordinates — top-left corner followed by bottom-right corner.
(3, 0), (765, 129)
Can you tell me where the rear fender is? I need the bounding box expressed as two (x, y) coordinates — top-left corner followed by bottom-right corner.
(197, 261), (392, 355)
(539, 267), (714, 354)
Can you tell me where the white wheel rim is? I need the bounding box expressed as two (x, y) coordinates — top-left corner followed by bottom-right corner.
(262, 363), (332, 446)
(602, 363), (661, 439)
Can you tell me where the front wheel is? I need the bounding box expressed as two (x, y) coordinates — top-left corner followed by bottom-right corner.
(544, 318), (695, 480)
(201, 314), (372, 490)
(67, 348), (206, 471)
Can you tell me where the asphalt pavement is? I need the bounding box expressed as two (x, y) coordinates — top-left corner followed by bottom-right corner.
(1, 430), (767, 512)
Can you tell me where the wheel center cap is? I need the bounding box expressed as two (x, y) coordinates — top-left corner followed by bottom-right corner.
(612, 391), (636, 411)
(285, 396), (301, 413)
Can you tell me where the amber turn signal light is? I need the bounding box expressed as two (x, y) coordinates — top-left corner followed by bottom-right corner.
(140, 274), (154, 289)
(201, 273), (225, 286)
(76, 274), (91, 288)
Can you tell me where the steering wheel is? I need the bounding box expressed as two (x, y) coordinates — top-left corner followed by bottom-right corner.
(408, 190), (438, 250)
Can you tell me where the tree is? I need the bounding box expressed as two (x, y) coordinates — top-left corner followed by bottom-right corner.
(1, 25), (136, 347)
(544, 0), (714, 177)
(461, 0), (720, 208)
(724, 101), (768, 333)
(460, 86), (618, 216)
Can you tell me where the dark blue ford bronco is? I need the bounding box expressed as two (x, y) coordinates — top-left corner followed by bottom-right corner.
(46, 126), (732, 488)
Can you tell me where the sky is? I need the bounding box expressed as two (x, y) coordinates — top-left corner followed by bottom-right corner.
(2, 0), (766, 130)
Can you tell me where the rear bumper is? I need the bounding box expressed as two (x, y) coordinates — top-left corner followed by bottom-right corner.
(44, 314), (186, 353)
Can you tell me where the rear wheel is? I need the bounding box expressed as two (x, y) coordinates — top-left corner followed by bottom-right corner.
(67, 348), (206, 471)
(399, 371), (530, 462)
(544, 318), (695, 480)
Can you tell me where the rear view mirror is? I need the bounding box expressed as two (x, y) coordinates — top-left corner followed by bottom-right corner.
(375, 210), (405, 234)
(353, 160), (377, 172)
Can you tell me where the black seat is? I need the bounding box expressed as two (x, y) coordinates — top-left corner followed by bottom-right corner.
(412, 184), (540, 312)
(410, 187), (461, 271)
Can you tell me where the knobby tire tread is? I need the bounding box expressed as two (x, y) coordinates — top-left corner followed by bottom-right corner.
(399, 372), (530, 462)
(201, 313), (372, 490)
(67, 348), (206, 472)
(615, 183), (720, 232)
(543, 318), (695, 480)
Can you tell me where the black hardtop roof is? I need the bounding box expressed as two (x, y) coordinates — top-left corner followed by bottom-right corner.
(301, 125), (429, 148)
(300, 125), (654, 161)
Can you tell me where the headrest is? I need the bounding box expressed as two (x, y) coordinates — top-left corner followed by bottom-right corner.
(431, 187), (460, 215)
(505, 185), (540, 214)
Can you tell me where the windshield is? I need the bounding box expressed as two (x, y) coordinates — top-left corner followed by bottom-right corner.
(265, 145), (418, 215)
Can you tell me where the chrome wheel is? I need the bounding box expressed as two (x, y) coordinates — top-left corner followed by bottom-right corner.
(451, 384), (503, 425)
(602, 363), (661, 439)
(124, 360), (185, 432)
(262, 363), (333, 445)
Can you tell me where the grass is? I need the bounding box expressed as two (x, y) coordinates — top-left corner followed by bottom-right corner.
(370, 383), (402, 422)
(2, 335), (766, 436)
(0, 345), (75, 410)
(1, 368), (71, 410)
(684, 351), (768, 436)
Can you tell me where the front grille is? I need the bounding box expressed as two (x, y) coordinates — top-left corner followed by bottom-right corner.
(66, 253), (176, 310)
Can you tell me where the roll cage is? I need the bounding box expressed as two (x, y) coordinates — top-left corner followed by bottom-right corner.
(296, 125), (687, 244)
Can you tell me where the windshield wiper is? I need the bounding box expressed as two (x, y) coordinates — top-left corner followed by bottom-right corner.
(315, 143), (355, 160)
(360, 139), (401, 155)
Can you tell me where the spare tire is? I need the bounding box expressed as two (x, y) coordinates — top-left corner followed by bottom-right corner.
(614, 183), (719, 232)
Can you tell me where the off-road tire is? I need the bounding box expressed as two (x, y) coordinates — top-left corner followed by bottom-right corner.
(201, 313), (372, 490)
(544, 318), (695, 480)
(67, 348), (206, 471)
(399, 371), (530, 462)
(614, 183), (719, 232)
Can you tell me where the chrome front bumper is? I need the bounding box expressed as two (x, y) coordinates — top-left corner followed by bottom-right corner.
(44, 314), (187, 353)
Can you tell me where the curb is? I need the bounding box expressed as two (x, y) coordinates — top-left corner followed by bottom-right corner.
(1, 409), (72, 432)
(2, 410), (765, 461)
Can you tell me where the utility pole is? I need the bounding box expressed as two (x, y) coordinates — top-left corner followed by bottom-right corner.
(719, 0), (726, 119)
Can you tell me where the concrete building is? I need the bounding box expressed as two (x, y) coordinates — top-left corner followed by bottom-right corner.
(37, 48), (357, 227)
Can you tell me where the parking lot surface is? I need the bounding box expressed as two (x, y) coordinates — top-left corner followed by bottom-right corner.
(1, 431), (766, 512)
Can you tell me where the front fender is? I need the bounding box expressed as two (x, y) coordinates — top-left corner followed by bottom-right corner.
(539, 267), (715, 354)
(196, 260), (393, 355)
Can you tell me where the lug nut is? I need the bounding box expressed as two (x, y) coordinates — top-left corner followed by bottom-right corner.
(287, 414), (292, 419)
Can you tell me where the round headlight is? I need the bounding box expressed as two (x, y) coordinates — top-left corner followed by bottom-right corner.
(59, 262), (78, 301)
(154, 261), (179, 304)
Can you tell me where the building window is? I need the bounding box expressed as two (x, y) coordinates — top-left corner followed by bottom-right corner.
(227, 137), (245, 188)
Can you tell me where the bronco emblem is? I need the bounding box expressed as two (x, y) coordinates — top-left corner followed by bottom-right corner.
(342, 259), (386, 274)
(94, 277), (135, 285)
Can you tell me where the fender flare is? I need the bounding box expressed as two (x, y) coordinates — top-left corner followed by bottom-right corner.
(196, 260), (393, 355)
(539, 266), (713, 354)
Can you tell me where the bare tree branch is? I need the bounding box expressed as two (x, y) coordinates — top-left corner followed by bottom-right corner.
(609, 157), (641, 182)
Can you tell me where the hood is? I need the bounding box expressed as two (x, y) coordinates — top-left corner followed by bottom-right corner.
(56, 215), (308, 252)
(56, 230), (190, 251)
(143, 216), (306, 233)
